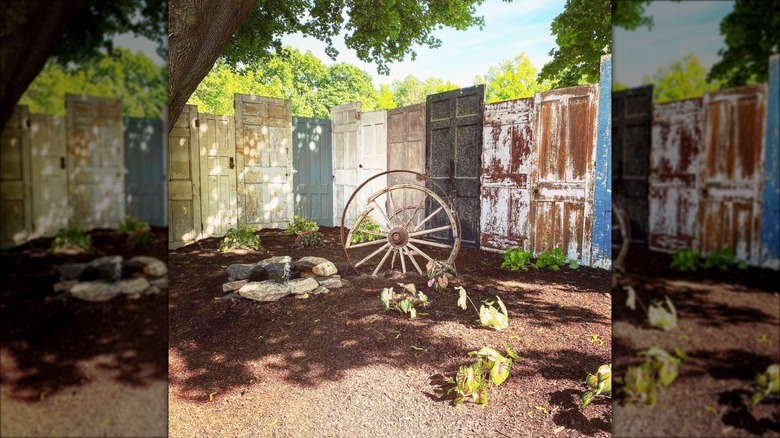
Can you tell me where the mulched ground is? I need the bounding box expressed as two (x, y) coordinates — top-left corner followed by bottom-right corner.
(168, 226), (612, 437)
(612, 247), (780, 437)
(0, 228), (168, 437)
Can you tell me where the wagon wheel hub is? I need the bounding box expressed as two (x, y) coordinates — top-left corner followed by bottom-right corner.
(388, 227), (409, 247)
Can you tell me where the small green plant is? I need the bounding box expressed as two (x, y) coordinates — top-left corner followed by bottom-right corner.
(50, 225), (92, 253)
(624, 286), (678, 331)
(457, 286), (509, 331)
(751, 364), (779, 408)
(426, 260), (456, 291)
(535, 248), (579, 270)
(621, 347), (684, 406)
(380, 283), (430, 319)
(116, 215), (150, 236)
(501, 248), (533, 271)
(126, 229), (158, 249)
(446, 345), (520, 406)
(293, 229), (325, 249)
(285, 215), (319, 236)
(702, 247), (734, 271)
(669, 248), (701, 271)
(219, 224), (260, 252)
(350, 218), (383, 244)
(581, 364), (612, 409)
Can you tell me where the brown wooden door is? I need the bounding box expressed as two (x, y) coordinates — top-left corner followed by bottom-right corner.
(30, 114), (68, 237)
(388, 103), (426, 225)
(168, 104), (202, 249)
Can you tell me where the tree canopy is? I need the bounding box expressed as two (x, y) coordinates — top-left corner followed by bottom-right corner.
(475, 52), (553, 103)
(643, 53), (722, 103)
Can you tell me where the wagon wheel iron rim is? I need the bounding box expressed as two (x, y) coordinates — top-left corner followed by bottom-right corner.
(340, 170), (461, 276)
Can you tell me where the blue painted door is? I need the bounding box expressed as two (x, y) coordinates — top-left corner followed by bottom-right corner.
(124, 117), (166, 226)
(292, 116), (334, 226)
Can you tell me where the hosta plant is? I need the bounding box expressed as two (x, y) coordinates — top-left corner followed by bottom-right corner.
(535, 248), (579, 270)
(456, 287), (509, 331)
(51, 225), (92, 253)
(581, 364), (612, 409)
(426, 260), (456, 291)
(501, 248), (533, 271)
(380, 283), (430, 319)
(351, 218), (383, 244)
(219, 224), (260, 252)
(751, 364), (779, 408)
(446, 345), (520, 406)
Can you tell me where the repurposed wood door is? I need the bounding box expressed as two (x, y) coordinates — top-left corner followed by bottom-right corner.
(0, 106), (32, 248)
(387, 103), (426, 225)
(124, 117), (166, 227)
(168, 104), (202, 249)
(292, 116), (333, 226)
(199, 112), (237, 237)
(30, 114), (68, 237)
(332, 102), (360, 227)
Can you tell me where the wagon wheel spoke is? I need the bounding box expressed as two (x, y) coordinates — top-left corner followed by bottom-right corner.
(408, 225), (452, 238)
(347, 238), (387, 249)
(405, 242), (435, 265)
(390, 249), (398, 270)
(403, 195), (428, 229)
(403, 246), (423, 275)
(398, 247), (407, 273)
(411, 206), (444, 232)
(372, 246), (394, 276)
(407, 238), (454, 249)
(370, 199), (394, 230)
(387, 190), (399, 227)
(354, 242), (391, 268)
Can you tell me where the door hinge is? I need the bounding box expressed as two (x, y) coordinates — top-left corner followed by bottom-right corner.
(195, 118), (200, 128)
(25, 118), (31, 128)
(355, 111), (361, 120)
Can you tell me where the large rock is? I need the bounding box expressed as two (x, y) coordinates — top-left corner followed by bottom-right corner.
(126, 256), (164, 269)
(58, 263), (86, 280)
(293, 256), (331, 270)
(238, 281), (290, 302)
(81, 256), (123, 282)
(222, 279), (249, 292)
(143, 260), (168, 277)
(53, 280), (78, 293)
(287, 277), (319, 295)
(148, 276), (169, 290)
(117, 277), (150, 295)
(227, 263), (255, 280)
(256, 262), (290, 283)
(311, 286), (330, 295)
(256, 256), (292, 268)
(312, 261), (338, 277)
(69, 281), (121, 302)
(315, 275), (343, 289)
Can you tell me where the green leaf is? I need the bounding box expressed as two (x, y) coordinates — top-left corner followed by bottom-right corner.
(490, 357), (511, 386)
(535, 405), (550, 415)
(503, 344), (521, 361)
(581, 390), (595, 409)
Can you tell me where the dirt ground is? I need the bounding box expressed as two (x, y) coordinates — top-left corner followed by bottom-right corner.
(612, 247), (780, 437)
(168, 226), (612, 437)
(0, 228), (168, 437)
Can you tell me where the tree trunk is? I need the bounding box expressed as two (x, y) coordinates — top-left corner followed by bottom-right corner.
(0, 0), (88, 130)
(168, 0), (255, 131)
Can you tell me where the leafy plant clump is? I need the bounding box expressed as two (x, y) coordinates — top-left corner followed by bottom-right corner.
(669, 248), (701, 271)
(751, 364), (779, 408)
(625, 286), (678, 331)
(670, 247), (747, 272)
(457, 286), (509, 331)
(535, 248), (579, 270)
(702, 247), (747, 271)
(293, 229), (325, 249)
(380, 283), (430, 319)
(581, 364), (612, 409)
(116, 215), (150, 236)
(446, 345), (521, 406)
(350, 218), (383, 244)
(621, 347), (685, 406)
(219, 224), (260, 252)
(426, 260), (456, 291)
(285, 215), (319, 236)
(501, 248), (533, 271)
(126, 229), (158, 249)
(50, 225), (92, 253)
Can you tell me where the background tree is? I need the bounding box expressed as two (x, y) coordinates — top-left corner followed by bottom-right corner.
(388, 76), (460, 108)
(707, 0), (780, 87)
(376, 85), (397, 110)
(475, 52), (554, 103)
(643, 53), (722, 103)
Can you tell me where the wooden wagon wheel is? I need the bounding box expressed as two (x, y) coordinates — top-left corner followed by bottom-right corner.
(340, 170), (461, 276)
(612, 198), (630, 274)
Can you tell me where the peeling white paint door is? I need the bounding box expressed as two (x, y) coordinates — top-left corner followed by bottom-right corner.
(30, 114), (68, 237)
(198, 113), (237, 237)
(357, 110), (388, 223)
(332, 102), (360, 227)
(0, 106), (32, 248)
(168, 104), (202, 249)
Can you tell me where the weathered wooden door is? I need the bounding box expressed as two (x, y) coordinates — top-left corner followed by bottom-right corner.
(234, 94), (293, 229)
(66, 94), (125, 229)
(648, 99), (701, 252)
(0, 106), (32, 248)
(124, 117), (166, 226)
(426, 85), (484, 247)
(199, 113), (237, 237)
(331, 102), (360, 227)
(30, 114), (68, 237)
(480, 98), (534, 251)
(292, 116), (333, 226)
(357, 110), (388, 219)
(530, 85), (598, 265)
(168, 104), (202, 249)
(698, 85), (766, 264)
(612, 85), (652, 246)
(388, 103), (426, 225)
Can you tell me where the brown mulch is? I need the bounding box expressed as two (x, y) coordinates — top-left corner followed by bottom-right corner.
(0, 228), (168, 438)
(168, 226), (611, 437)
(612, 247), (780, 437)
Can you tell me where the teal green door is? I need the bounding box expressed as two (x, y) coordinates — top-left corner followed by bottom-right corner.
(292, 117), (334, 226)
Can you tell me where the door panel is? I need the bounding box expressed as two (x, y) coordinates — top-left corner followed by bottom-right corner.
(293, 116), (333, 226)
(168, 104), (201, 249)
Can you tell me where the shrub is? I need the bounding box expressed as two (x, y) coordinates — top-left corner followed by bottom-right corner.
(285, 215), (319, 236)
(501, 248), (533, 271)
(116, 215), (150, 236)
(51, 225), (92, 253)
(351, 218), (383, 244)
(219, 224), (260, 252)
(293, 229), (325, 249)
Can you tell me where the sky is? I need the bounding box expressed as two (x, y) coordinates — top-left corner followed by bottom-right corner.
(113, 33), (167, 66)
(612, 1), (734, 87)
(281, 0), (567, 87)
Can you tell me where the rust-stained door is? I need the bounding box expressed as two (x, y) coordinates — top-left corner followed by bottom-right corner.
(0, 106), (32, 248)
(199, 112), (237, 237)
(698, 85), (766, 264)
(480, 98), (534, 251)
(530, 85), (598, 265)
(293, 116), (333, 226)
(234, 94), (293, 229)
(66, 94), (125, 229)
(648, 99), (702, 252)
(388, 103), (426, 224)
(612, 85), (652, 246)
(168, 104), (202, 249)
(332, 102), (360, 227)
(30, 114), (67, 237)
(426, 85), (484, 247)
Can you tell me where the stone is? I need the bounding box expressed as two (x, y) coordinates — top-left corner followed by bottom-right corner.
(143, 260), (168, 277)
(81, 256), (123, 282)
(117, 277), (150, 295)
(294, 293), (310, 300)
(255, 262), (290, 283)
(287, 277), (319, 295)
(256, 256), (292, 268)
(58, 263), (86, 280)
(127, 293), (142, 300)
(53, 280), (78, 293)
(126, 256), (163, 268)
(148, 276), (169, 290)
(222, 279), (249, 292)
(238, 281), (290, 302)
(312, 261), (338, 277)
(69, 281), (121, 302)
(143, 286), (162, 295)
(293, 256), (330, 270)
(311, 286), (330, 295)
(227, 263), (255, 280)
(314, 275), (343, 289)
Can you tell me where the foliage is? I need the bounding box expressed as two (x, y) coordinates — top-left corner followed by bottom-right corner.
(116, 215), (151, 236)
(647, 296), (678, 331)
(20, 48), (167, 118)
(351, 218), (384, 244)
(501, 248), (534, 271)
(642, 53), (722, 103)
(379, 75), (460, 109)
(285, 215), (319, 236)
(612, 0), (655, 31)
(475, 52), (554, 103)
(751, 364), (779, 408)
(219, 224), (260, 252)
(50, 225), (92, 253)
(708, 0), (780, 87)
(426, 260), (456, 291)
(535, 248), (579, 271)
(446, 345), (520, 406)
(126, 229), (158, 250)
(457, 287), (509, 331)
(538, 0), (611, 88)
(581, 364), (612, 409)
(702, 247), (746, 271)
(380, 283), (430, 319)
(622, 347), (685, 406)
(670, 248), (701, 272)
(293, 229), (325, 249)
